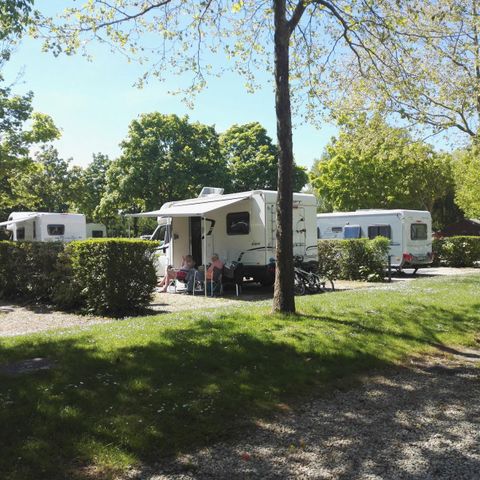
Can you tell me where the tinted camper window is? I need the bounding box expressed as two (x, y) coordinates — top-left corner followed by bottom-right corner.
(411, 223), (427, 240)
(16, 227), (25, 240)
(368, 225), (392, 239)
(343, 225), (362, 239)
(47, 224), (65, 235)
(227, 212), (250, 235)
(92, 230), (104, 238)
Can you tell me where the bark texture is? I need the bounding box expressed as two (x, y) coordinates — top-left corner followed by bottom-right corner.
(272, 0), (295, 313)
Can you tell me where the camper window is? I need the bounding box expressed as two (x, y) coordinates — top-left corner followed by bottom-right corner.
(411, 223), (427, 240)
(332, 227), (343, 233)
(343, 225), (362, 239)
(92, 230), (104, 238)
(151, 224), (170, 244)
(227, 212), (250, 235)
(17, 227), (25, 240)
(47, 224), (65, 236)
(368, 225), (392, 239)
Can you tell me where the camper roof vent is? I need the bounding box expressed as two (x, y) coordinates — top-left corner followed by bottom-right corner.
(198, 187), (224, 198)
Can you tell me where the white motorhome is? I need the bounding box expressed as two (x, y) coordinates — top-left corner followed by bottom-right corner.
(134, 188), (318, 284)
(0, 212), (87, 242)
(86, 223), (107, 238)
(317, 209), (434, 271)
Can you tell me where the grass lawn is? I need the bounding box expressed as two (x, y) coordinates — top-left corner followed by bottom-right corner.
(0, 275), (479, 479)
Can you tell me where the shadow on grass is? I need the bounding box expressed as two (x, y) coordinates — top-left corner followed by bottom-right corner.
(0, 282), (479, 479)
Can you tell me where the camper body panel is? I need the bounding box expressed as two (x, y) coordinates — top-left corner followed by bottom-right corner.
(86, 223), (107, 238)
(317, 209), (433, 269)
(4, 212), (87, 242)
(152, 190), (318, 282)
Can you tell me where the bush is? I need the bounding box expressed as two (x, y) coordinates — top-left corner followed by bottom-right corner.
(0, 239), (158, 316)
(318, 237), (390, 282)
(0, 241), (17, 298)
(63, 239), (158, 316)
(317, 240), (342, 286)
(433, 236), (480, 267)
(0, 241), (64, 301)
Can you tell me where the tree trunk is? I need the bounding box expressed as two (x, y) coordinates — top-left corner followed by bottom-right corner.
(272, 0), (295, 313)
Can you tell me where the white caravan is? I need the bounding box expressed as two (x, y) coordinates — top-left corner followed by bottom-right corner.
(0, 212), (87, 242)
(86, 223), (107, 238)
(317, 209), (433, 271)
(133, 188), (318, 284)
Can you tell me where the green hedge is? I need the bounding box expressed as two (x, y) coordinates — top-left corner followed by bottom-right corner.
(0, 241), (64, 301)
(61, 239), (158, 316)
(433, 236), (480, 267)
(0, 239), (158, 316)
(318, 237), (390, 282)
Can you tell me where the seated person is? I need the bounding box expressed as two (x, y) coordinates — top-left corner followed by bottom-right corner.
(186, 254), (224, 293)
(158, 254), (195, 292)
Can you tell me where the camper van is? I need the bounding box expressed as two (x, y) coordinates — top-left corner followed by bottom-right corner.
(86, 223), (107, 238)
(0, 212), (87, 242)
(317, 209), (433, 271)
(135, 188), (318, 284)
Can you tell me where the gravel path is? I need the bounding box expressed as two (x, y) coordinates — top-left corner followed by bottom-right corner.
(141, 351), (480, 480)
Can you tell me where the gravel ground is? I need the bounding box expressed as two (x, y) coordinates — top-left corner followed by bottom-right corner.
(0, 302), (111, 338)
(139, 351), (480, 480)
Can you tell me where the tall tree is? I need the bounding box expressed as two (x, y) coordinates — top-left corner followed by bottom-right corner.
(453, 147), (480, 218)
(98, 113), (227, 218)
(330, 1), (480, 142)
(70, 153), (111, 221)
(13, 146), (75, 213)
(220, 122), (307, 193)
(311, 114), (454, 227)
(37, 1), (411, 312)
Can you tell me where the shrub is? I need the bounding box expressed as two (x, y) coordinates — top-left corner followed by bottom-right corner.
(317, 240), (342, 286)
(318, 237), (390, 282)
(433, 236), (480, 267)
(0, 241), (17, 298)
(0, 239), (158, 316)
(63, 239), (158, 316)
(0, 241), (64, 301)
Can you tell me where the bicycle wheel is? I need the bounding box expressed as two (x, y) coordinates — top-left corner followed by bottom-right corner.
(294, 271), (306, 295)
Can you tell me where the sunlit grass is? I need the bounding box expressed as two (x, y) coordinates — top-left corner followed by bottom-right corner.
(0, 274), (479, 479)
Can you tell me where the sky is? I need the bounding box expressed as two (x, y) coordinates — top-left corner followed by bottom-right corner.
(3, 5), (338, 170)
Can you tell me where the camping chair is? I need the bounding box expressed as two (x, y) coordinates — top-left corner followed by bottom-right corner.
(207, 267), (223, 296)
(222, 261), (243, 297)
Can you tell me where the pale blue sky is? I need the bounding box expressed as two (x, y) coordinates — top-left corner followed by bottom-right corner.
(4, 21), (337, 170)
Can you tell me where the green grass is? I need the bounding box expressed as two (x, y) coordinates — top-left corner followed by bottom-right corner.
(1, 275), (479, 479)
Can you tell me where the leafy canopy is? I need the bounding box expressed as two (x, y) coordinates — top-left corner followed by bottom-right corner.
(311, 114), (454, 214)
(453, 148), (480, 219)
(98, 113), (227, 216)
(220, 122), (307, 193)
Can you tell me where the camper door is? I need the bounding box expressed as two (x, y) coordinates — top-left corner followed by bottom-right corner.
(293, 206), (307, 258)
(152, 222), (172, 275)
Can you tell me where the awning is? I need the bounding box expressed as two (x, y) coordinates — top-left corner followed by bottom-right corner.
(127, 196), (248, 218)
(0, 215), (38, 228)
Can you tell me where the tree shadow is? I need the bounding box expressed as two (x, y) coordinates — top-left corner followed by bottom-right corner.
(0, 319), (393, 480)
(0, 284), (479, 479)
(150, 360), (480, 479)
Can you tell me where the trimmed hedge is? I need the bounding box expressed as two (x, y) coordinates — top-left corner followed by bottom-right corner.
(0, 241), (63, 300)
(433, 236), (480, 267)
(0, 239), (158, 316)
(61, 239), (158, 316)
(318, 237), (390, 282)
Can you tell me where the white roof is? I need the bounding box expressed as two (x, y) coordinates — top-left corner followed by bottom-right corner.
(130, 194), (250, 218)
(317, 209), (431, 218)
(0, 214), (39, 227)
(129, 189), (316, 218)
